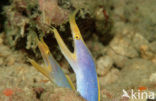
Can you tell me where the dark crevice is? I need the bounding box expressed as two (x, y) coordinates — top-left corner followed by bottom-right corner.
(146, 98), (156, 101)
(0, 0), (11, 33)
(113, 63), (122, 70)
(33, 87), (44, 99)
(100, 32), (114, 46)
(68, 66), (74, 73)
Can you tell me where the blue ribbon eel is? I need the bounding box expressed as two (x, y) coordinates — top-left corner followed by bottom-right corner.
(29, 39), (75, 90)
(51, 10), (100, 101)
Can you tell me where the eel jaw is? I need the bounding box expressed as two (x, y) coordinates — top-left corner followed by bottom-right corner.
(29, 39), (75, 90)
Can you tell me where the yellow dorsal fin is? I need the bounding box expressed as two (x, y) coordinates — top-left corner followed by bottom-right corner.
(37, 40), (52, 72)
(65, 75), (76, 90)
(28, 58), (50, 79)
(97, 78), (100, 101)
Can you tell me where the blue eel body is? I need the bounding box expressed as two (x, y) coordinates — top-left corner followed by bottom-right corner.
(29, 10), (100, 101)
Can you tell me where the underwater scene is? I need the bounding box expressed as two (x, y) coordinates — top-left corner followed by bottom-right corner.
(0, 0), (156, 101)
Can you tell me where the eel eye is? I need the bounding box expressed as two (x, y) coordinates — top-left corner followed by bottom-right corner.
(75, 34), (80, 40)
